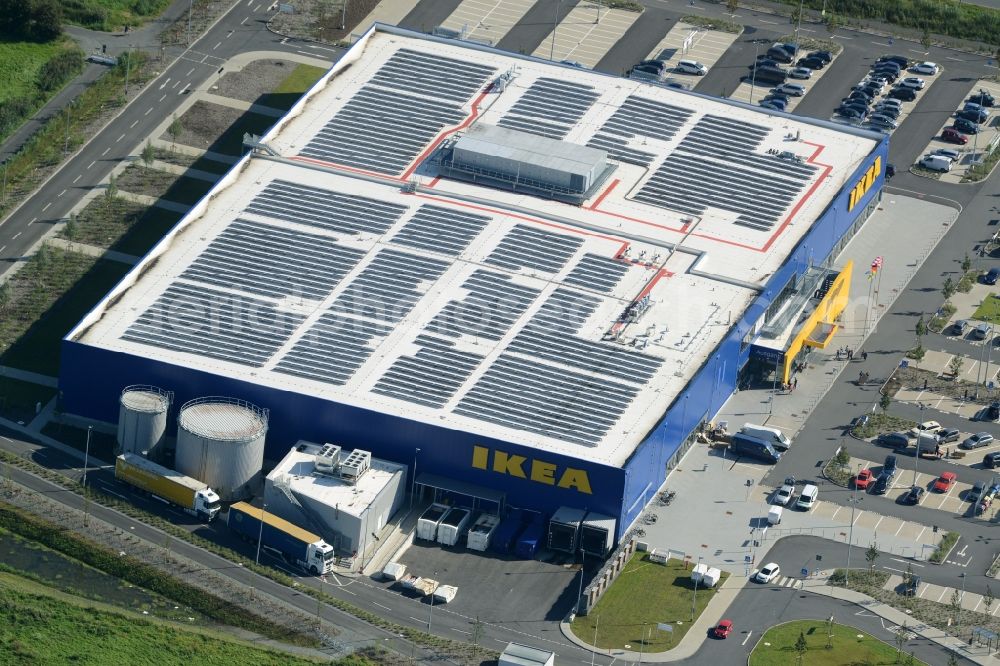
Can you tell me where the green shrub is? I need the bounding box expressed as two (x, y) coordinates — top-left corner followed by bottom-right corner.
(36, 49), (83, 91)
(930, 532), (959, 563)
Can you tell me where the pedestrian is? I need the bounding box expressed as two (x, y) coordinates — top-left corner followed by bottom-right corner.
(793, 377), (798, 390)
(964, 388), (969, 401)
(862, 351), (868, 362)
(848, 348), (854, 360)
(923, 378), (928, 390)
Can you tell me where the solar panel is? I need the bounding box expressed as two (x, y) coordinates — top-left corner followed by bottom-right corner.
(564, 254), (630, 294)
(455, 354), (640, 446)
(329, 248), (449, 324)
(523, 287), (600, 334)
(121, 283), (305, 367)
(371, 335), (484, 408)
(181, 219), (365, 301)
(425, 270), (540, 340)
(484, 224), (583, 274)
(274, 315), (391, 386)
(390, 204), (491, 256)
(246, 180), (408, 235)
(497, 78), (599, 139)
(371, 48), (496, 103)
(586, 95), (693, 166)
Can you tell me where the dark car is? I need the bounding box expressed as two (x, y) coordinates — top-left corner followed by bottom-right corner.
(873, 105), (901, 119)
(871, 472), (892, 495)
(901, 486), (924, 505)
(767, 47), (794, 63)
(958, 109), (989, 124)
(836, 107), (864, 120)
(873, 63), (902, 76)
(984, 268), (1000, 285)
(985, 451), (1000, 468)
(883, 454), (898, 478)
(751, 58), (781, 69)
(954, 118), (981, 134)
(845, 90), (874, 103)
(637, 59), (667, 73)
(878, 55), (910, 67)
(876, 432), (910, 449)
(797, 56), (825, 70)
(902, 575), (921, 596)
(885, 163), (896, 179)
(888, 87), (917, 101)
(989, 401), (1000, 421)
(760, 99), (786, 111)
(969, 91), (996, 107)
(938, 428), (960, 444)
(809, 50), (833, 63)
(631, 64), (662, 76)
(751, 67), (788, 84)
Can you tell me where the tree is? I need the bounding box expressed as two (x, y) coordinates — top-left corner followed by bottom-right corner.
(29, 0), (62, 41)
(866, 542), (879, 573)
(920, 26), (931, 51)
(794, 630), (808, 665)
(985, 584), (995, 615)
(879, 391), (892, 413)
(167, 114), (183, 150)
(949, 355), (964, 378)
(105, 173), (117, 210)
(726, 0), (738, 16)
(948, 652), (960, 666)
(63, 212), (78, 241)
(0, 0), (32, 35)
(961, 254), (972, 273)
(915, 316), (927, 339)
(835, 447), (850, 467)
(826, 13), (841, 35)
(904, 563), (914, 586)
(942, 276), (956, 300)
(894, 621), (906, 662)
(141, 140), (155, 171)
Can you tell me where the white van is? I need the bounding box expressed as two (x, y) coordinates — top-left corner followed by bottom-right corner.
(796, 484), (818, 511)
(676, 59), (708, 76)
(767, 505), (783, 525)
(740, 424), (792, 451)
(920, 155), (952, 172)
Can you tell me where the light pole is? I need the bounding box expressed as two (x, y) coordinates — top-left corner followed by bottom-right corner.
(638, 622), (648, 664)
(793, 0), (805, 53)
(691, 555), (703, 621)
(576, 549), (586, 614)
(410, 447), (420, 511)
(913, 403), (925, 488)
(590, 616), (600, 666)
(750, 41), (760, 105)
(255, 503), (267, 566)
(82, 425), (92, 486)
(124, 45), (133, 96)
(428, 569), (438, 631)
(549, 0), (560, 61)
(845, 465), (862, 586)
(186, 0), (193, 45)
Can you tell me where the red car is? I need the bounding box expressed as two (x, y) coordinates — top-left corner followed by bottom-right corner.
(713, 619), (734, 638)
(942, 128), (968, 144)
(854, 468), (874, 490)
(933, 471), (957, 492)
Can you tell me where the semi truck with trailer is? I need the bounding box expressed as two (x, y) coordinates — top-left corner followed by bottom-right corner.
(227, 502), (335, 575)
(114, 453), (221, 522)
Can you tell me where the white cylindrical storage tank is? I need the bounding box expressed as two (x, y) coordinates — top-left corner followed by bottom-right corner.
(117, 385), (172, 458)
(175, 397), (268, 501)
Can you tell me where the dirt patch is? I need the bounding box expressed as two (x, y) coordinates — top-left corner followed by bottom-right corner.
(269, 0), (380, 43)
(116, 163), (214, 205)
(888, 365), (989, 404)
(214, 59), (297, 104)
(164, 101), (276, 156)
(59, 195), (181, 255)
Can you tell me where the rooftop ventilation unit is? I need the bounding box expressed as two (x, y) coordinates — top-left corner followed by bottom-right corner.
(339, 449), (372, 483)
(314, 443), (342, 475)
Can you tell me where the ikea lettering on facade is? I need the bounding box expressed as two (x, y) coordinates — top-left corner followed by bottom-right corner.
(849, 156), (881, 211)
(472, 446), (592, 494)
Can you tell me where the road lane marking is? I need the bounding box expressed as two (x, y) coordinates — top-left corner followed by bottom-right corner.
(116, 133), (125, 142)
(179, 85), (190, 95)
(213, 41), (222, 50)
(159, 78), (171, 89)
(130, 120), (138, 128)
(11, 232), (19, 239)
(159, 94), (167, 102)
(240, 16), (248, 24)
(102, 148), (110, 156)
(58, 189), (65, 197)
(42, 203), (51, 211)
(451, 627), (470, 635)
(373, 602), (391, 611)
(145, 107), (153, 115)
(73, 175), (81, 183)
(0, 246), (5, 253)
(759, 19), (778, 24)
(29, 218), (35, 224)
(186, 67), (195, 76)
(87, 160), (96, 168)
(408, 616), (423, 624)
(892, 558), (923, 567)
(742, 631), (753, 645)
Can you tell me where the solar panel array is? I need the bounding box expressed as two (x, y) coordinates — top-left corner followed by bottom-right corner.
(564, 254), (630, 294)
(330, 248), (449, 324)
(497, 78), (599, 139)
(181, 219), (365, 300)
(390, 204), (491, 256)
(298, 49), (495, 175)
(246, 180), (408, 236)
(634, 115), (816, 232)
(586, 96), (694, 167)
(274, 315), (391, 386)
(485, 224), (583, 274)
(426, 270), (540, 340)
(371, 335), (484, 408)
(122, 284), (305, 366)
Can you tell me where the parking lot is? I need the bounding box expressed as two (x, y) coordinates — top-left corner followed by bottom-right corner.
(531, 3), (639, 68)
(848, 455), (980, 516)
(387, 540), (580, 625)
(830, 63), (943, 135)
(438, 0), (536, 46)
(728, 46), (842, 114)
(645, 21), (738, 81)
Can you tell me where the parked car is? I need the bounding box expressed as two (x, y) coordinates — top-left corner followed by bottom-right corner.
(773, 484), (795, 506)
(797, 56), (825, 69)
(899, 77), (925, 89)
(969, 91), (996, 107)
(973, 323), (993, 340)
(675, 59), (708, 75)
(909, 421), (942, 437)
(871, 472), (892, 495)
(932, 148), (961, 161)
(789, 67), (812, 79)
(942, 128), (969, 144)
(767, 47), (794, 63)
(873, 68), (900, 82)
(952, 319), (971, 335)
(983, 268), (1000, 285)
(774, 83), (805, 96)
(751, 58), (781, 69)
(755, 563), (781, 583)
(713, 619), (734, 639)
(836, 107), (865, 120)
(984, 451), (1000, 468)
(970, 480), (986, 501)
(961, 432), (995, 449)
(868, 115), (898, 130)
(888, 87), (917, 101)
(920, 155), (952, 172)
(878, 55), (910, 67)
(809, 50), (833, 63)
(873, 105), (901, 119)
(912, 61), (939, 75)
(631, 64), (663, 77)
(989, 401), (1000, 421)
(901, 486), (925, 505)
(854, 468), (874, 490)
(846, 89), (874, 103)
(964, 102), (989, 114)
(933, 472), (958, 492)
(938, 428), (961, 444)
(759, 100), (785, 111)
(954, 118), (981, 134)
(903, 575), (922, 596)
(957, 109), (989, 124)
(876, 432), (911, 449)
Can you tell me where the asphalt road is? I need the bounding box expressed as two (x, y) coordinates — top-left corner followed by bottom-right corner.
(0, 0), (336, 277)
(681, 536), (977, 666)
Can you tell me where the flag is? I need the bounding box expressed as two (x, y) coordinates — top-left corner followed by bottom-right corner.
(657, 623), (674, 632)
(868, 256), (883, 281)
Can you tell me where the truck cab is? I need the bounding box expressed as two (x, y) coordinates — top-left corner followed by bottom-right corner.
(308, 540), (336, 574)
(195, 488), (221, 521)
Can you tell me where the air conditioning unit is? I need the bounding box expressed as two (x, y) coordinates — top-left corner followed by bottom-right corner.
(314, 443), (341, 475)
(339, 449), (371, 482)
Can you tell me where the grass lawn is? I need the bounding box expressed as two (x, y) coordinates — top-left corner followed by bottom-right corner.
(750, 620), (928, 666)
(0, 376), (56, 424)
(0, 250), (132, 376)
(973, 293), (1000, 325)
(0, 570), (324, 665)
(0, 38), (71, 104)
(258, 63), (327, 110)
(62, 0), (172, 30)
(570, 554), (727, 650)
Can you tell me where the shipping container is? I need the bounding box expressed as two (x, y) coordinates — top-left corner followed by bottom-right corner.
(416, 503), (449, 541)
(579, 511), (616, 558)
(437, 507), (472, 546)
(227, 502), (335, 574)
(467, 514), (500, 552)
(547, 506), (588, 553)
(490, 510), (526, 555)
(515, 517), (545, 559)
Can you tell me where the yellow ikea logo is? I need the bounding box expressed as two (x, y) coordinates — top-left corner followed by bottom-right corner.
(848, 156), (882, 212)
(472, 445), (592, 494)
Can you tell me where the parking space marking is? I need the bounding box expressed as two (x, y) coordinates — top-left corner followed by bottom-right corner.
(533, 4), (639, 69)
(440, 0), (535, 47)
(644, 21), (738, 83)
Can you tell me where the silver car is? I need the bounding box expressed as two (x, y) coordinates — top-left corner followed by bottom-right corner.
(961, 432), (995, 449)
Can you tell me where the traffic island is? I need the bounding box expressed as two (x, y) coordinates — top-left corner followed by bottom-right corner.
(749, 619), (929, 666)
(569, 553), (728, 652)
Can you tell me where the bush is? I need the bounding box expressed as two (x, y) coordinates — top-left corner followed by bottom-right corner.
(930, 532), (959, 563)
(36, 49), (83, 92)
(0, 96), (33, 136)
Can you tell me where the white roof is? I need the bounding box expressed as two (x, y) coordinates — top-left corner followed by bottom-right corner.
(70, 26), (879, 467)
(267, 443), (405, 518)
